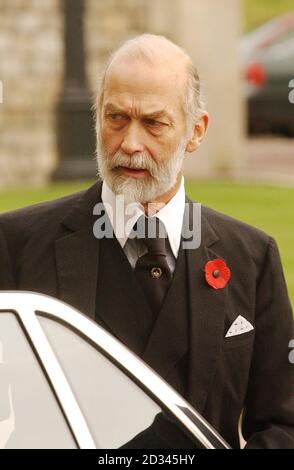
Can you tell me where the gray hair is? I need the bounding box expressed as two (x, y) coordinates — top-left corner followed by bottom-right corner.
(95, 33), (205, 131)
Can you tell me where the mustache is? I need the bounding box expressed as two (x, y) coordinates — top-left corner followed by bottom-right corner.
(108, 151), (157, 176)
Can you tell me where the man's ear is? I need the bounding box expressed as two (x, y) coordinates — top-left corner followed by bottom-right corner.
(185, 112), (209, 153)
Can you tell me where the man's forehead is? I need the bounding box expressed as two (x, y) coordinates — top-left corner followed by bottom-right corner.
(106, 58), (186, 93)
(103, 100), (175, 120)
(108, 51), (186, 73)
(102, 60), (186, 116)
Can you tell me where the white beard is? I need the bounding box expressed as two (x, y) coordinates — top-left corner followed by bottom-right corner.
(96, 136), (187, 204)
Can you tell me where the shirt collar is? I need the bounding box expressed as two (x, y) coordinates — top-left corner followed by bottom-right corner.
(101, 176), (185, 258)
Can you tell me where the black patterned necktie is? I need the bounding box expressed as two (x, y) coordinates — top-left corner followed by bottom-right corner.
(134, 216), (172, 320)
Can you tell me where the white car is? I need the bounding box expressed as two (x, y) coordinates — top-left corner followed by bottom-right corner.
(0, 291), (230, 449)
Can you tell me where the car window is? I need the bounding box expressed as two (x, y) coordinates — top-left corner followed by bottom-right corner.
(38, 315), (199, 449)
(0, 313), (77, 449)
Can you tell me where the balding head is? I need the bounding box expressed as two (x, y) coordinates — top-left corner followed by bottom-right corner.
(96, 34), (205, 131)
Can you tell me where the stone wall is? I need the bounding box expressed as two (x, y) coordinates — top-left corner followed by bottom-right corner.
(86, 0), (148, 92)
(0, 0), (63, 187)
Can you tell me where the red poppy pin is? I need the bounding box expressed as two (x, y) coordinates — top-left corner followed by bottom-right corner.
(204, 258), (231, 289)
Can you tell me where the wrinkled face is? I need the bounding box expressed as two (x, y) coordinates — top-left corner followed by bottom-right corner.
(97, 59), (189, 204)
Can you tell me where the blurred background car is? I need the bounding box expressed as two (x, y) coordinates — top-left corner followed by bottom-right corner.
(241, 12), (294, 135)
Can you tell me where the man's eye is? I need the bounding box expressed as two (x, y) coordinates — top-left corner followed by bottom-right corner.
(109, 114), (125, 121)
(144, 119), (164, 127)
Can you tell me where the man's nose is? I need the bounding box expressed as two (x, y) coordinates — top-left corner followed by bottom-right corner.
(120, 122), (145, 155)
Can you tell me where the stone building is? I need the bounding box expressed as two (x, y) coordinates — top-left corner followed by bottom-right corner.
(0, 0), (243, 188)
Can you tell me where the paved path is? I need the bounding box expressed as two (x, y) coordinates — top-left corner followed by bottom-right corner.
(241, 137), (294, 185)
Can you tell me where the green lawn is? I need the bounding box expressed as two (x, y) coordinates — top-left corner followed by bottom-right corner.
(0, 179), (293, 306)
(245, 0), (294, 31)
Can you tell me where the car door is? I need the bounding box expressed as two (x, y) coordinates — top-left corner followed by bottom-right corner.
(0, 291), (230, 449)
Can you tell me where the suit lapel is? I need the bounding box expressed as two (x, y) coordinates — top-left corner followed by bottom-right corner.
(55, 228), (99, 319)
(184, 199), (228, 413)
(55, 181), (102, 319)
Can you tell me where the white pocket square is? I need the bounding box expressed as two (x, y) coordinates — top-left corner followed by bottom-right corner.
(225, 315), (254, 337)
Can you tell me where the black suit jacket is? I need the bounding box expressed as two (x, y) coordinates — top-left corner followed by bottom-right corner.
(0, 180), (293, 448)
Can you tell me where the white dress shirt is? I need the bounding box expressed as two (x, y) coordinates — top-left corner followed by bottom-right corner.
(101, 177), (186, 273)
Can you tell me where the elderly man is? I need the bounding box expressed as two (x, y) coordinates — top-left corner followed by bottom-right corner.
(0, 34), (293, 449)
